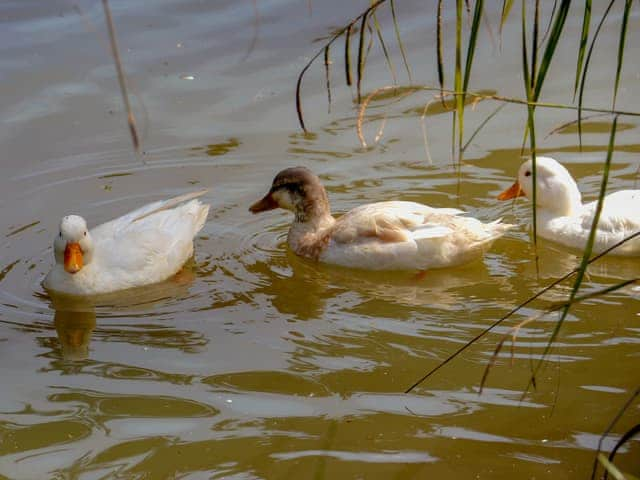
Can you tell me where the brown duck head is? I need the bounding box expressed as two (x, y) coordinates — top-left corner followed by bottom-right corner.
(249, 167), (330, 222)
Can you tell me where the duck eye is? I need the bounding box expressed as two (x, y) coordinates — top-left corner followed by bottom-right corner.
(59, 232), (62, 238)
(84, 231), (87, 236)
(524, 171), (531, 177)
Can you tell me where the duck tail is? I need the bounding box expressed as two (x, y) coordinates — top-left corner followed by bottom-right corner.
(483, 218), (514, 241)
(132, 189), (210, 223)
(191, 200), (210, 236)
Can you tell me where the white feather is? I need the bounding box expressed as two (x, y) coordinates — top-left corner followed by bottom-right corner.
(43, 192), (210, 296)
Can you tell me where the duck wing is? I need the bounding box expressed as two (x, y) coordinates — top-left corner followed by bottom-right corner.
(92, 189), (209, 237)
(581, 190), (640, 233)
(92, 192), (210, 276)
(330, 201), (462, 244)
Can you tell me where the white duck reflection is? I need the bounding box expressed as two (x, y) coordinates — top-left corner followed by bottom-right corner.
(48, 263), (197, 360)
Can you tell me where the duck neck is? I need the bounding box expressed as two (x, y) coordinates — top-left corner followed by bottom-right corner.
(288, 191), (335, 257)
(540, 180), (583, 217)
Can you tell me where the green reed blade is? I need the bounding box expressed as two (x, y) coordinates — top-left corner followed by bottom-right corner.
(436, 0), (445, 103)
(390, 0), (413, 82)
(455, 0), (464, 159)
(521, 0), (531, 104)
(578, 0), (615, 147)
(539, 0), (558, 45)
(451, 110), (457, 166)
(521, 0), (538, 246)
(293, 0), (391, 131)
(525, 115), (619, 398)
(604, 423), (640, 480)
(533, 0), (570, 101)
(481, 278), (638, 394)
(573, 0), (591, 98)
(403, 231), (640, 394)
(372, 11), (397, 84)
(591, 387), (640, 480)
(345, 23), (353, 87)
(463, 0), (483, 94)
(356, 12), (370, 103)
(598, 454), (628, 480)
(500, 0), (514, 34)
(324, 46), (332, 113)
(613, 0), (632, 108)
(530, 0), (539, 90)
(462, 103), (505, 153)
(365, 20), (375, 63)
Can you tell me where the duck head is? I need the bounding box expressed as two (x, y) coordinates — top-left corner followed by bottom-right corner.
(499, 156), (582, 216)
(54, 215), (94, 274)
(249, 167), (331, 222)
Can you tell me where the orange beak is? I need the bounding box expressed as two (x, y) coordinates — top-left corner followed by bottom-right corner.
(64, 242), (83, 274)
(249, 192), (278, 213)
(498, 181), (526, 201)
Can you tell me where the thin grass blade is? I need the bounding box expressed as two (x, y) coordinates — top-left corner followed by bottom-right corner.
(539, 0), (558, 45)
(525, 116), (619, 396)
(533, 0), (570, 100)
(612, 0), (632, 108)
(573, 0), (591, 97)
(598, 454), (631, 480)
(403, 230), (640, 394)
(372, 11), (397, 84)
(356, 12), (370, 103)
(462, 103), (505, 152)
(454, 0), (464, 159)
(591, 387), (640, 480)
(500, 0), (515, 34)
(436, 0), (445, 104)
(578, 0), (615, 147)
(481, 278), (637, 393)
(531, 0), (539, 90)
(345, 23), (353, 87)
(521, 0), (538, 246)
(458, 0), (484, 156)
(292, 0), (390, 131)
(390, 0), (413, 82)
(324, 46), (332, 113)
(462, 0), (484, 94)
(605, 423), (640, 480)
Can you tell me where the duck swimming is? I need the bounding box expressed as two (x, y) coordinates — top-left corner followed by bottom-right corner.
(498, 156), (640, 255)
(43, 190), (210, 296)
(250, 167), (512, 271)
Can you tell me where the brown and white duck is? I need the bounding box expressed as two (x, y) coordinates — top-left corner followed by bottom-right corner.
(250, 167), (512, 271)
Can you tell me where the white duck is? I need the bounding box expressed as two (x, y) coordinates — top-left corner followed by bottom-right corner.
(498, 156), (640, 256)
(250, 167), (511, 271)
(43, 190), (210, 296)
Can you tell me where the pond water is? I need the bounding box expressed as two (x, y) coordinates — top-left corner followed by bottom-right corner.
(0, 1), (638, 478)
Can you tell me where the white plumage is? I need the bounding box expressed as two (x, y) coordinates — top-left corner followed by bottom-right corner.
(499, 156), (640, 256)
(319, 201), (511, 270)
(43, 190), (210, 295)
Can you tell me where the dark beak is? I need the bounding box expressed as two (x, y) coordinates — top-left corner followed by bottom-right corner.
(249, 192), (278, 213)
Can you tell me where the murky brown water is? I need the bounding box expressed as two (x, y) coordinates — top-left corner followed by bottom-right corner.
(0, 1), (638, 478)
